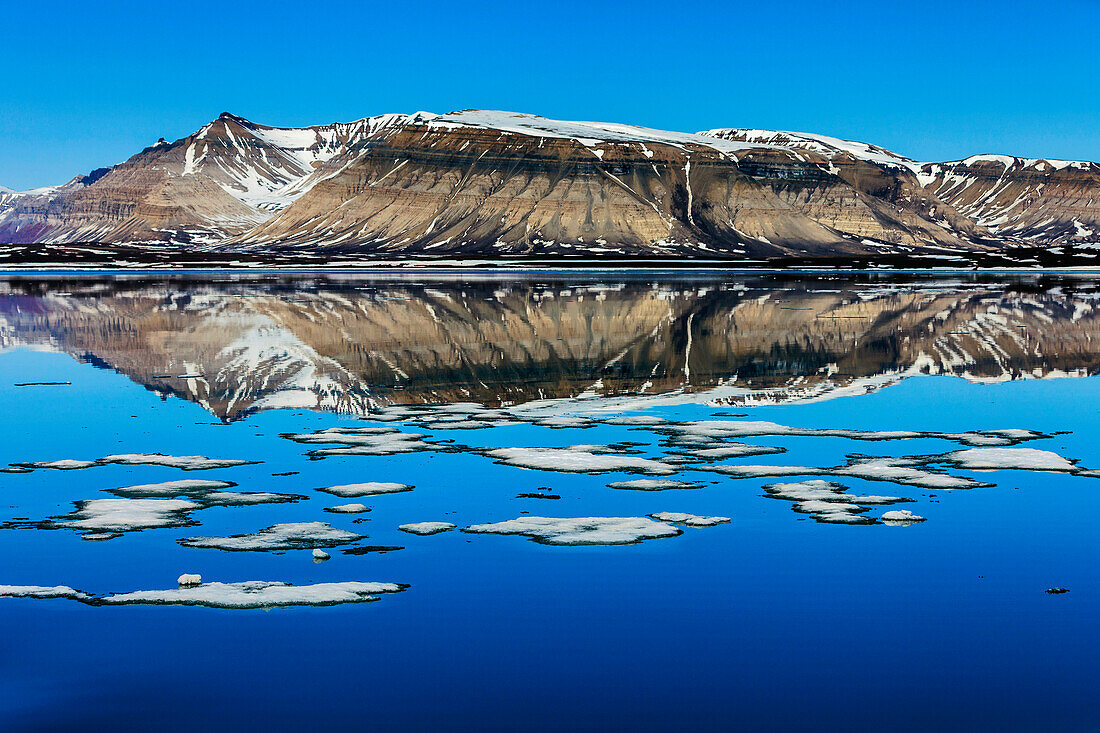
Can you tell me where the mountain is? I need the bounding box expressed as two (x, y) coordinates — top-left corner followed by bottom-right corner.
(2, 109), (1099, 263)
(0, 112), (429, 246)
(918, 155), (1100, 246)
(1, 275), (1097, 419)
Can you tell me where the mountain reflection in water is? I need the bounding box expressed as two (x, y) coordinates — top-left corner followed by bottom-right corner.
(1, 272), (1097, 421)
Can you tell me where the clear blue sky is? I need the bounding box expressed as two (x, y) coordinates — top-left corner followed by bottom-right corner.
(2, 0), (1098, 189)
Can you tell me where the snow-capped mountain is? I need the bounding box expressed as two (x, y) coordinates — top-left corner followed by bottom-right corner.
(918, 155), (1100, 246)
(0, 112), (428, 246)
(2, 109), (1098, 261)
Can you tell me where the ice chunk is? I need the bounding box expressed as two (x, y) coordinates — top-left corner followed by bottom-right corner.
(177, 574), (202, 586)
(323, 503), (370, 514)
(685, 444), (786, 459)
(63, 498), (203, 533)
(317, 482), (413, 497)
(648, 512), (730, 527)
(941, 448), (1078, 472)
(14, 454), (257, 471)
(399, 522), (456, 535)
(182, 522), (363, 551)
(607, 479), (703, 491)
(463, 516), (682, 545)
(102, 581), (406, 608)
(792, 500), (874, 524)
(763, 480), (910, 505)
(485, 447), (675, 475)
(0, 585), (92, 601)
(882, 510), (927, 525)
(312, 549), (330, 561)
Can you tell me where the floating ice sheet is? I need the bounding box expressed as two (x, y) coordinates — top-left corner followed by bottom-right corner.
(938, 447), (1079, 472)
(485, 447), (676, 475)
(463, 516), (682, 545)
(324, 503), (371, 514)
(399, 522), (456, 535)
(182, 522), (363, 551)
(317, 482), (413, 498)
(712, 457), (984, 490)
(882, 510), (927, 525)
(607, 479), (704, 491)
(0, 581), (407, 609)
(14, 454), (258, 471)
(648, 512), (730, 527)
(657, 420), (1046, 447)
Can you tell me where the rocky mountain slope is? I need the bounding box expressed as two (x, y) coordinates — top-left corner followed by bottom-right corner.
(2, 110), (1098, 262)
(0, 113), (428, 245)
(918, 155), (1100, 246)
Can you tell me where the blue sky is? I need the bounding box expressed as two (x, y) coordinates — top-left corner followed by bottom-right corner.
(2, 0), (1098, 189)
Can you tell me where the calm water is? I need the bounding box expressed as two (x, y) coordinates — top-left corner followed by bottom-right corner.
(0, 272), (1098, 731)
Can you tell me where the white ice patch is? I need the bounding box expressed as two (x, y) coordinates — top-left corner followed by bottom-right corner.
(882, 510), (927, 525)
(324, 503), (370, 514)
(763, 480), (910, 505)
(0, 585), (92, 601)
(182, 522), (362, 551)
(485, 447), (675, 475)
(15, 454), (257, 471)
(463, 516), (682, 545)
(684, 443), (786, 459)
(63, 498), (202, 533)
(713, 458), (983, 490)
(317, 482), (413, 497)
(648, 512), (730, 527)
(659, 421), (1043, 447)
(0, 581), (408, 609)
(607, 479), (703, 491)
(177, 574), (202, 586)
(398, 522), (456, 535)
(287, 430), (436, 456)
(940, 448), (1078, 472)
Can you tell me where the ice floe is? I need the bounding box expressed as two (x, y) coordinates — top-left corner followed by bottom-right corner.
(647, 512), (730, 527)
(607, 479), (703, 491)
(0, 581), (407, 609)
(657, 420), (1046, 447)
(484, 447), (676, 475)
(763, 480), (910, 505)
(463, 516), (682, 545)
(399, 522), (456, 535)
(177, 574), (202, 586)
(317, 482), (413, 497)
(13, 454), (258, 471)
(286, 429), (438, 456)
(680, 443), (786, 459)
(323, 503), (371, 514)
(762, 480), (911, 523)
(63, 498), (204, 533)
(712, 457), (984, 490)
(182, 522), (363, 551)
(108, 479), (302, 506)
(312, 549), (330, 561)
(938, 447), (1079, 472)
(882, 510), (927, 525)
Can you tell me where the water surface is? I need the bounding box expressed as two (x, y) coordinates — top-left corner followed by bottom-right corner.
(0, 272), (1097, 731)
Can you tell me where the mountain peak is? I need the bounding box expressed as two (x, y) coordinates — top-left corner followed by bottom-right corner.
(217, 111), (251, 125)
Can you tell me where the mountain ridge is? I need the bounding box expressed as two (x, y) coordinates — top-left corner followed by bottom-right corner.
(2, 109), (1098, 263)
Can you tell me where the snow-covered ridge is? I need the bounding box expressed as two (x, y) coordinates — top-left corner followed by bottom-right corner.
(426, 110), (782, 158)
(698, 127), (920, 172)
(177, 111), (435, 213)
(945, 154), (1099, 172)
